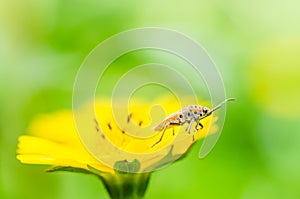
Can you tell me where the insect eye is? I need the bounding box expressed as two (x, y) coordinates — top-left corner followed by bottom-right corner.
(179, 114), (183, 118)
(203, 108), (208, 114)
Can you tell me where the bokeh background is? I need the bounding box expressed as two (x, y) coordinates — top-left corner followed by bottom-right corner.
(1, 0), (300, 199)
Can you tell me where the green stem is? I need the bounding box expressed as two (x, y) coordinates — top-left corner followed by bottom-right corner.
(99, 172), (151, 199)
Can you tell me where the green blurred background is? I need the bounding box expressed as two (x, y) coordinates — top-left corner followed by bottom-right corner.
(1, 0), (300, 198)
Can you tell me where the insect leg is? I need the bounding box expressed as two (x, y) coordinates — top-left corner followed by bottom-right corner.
(194, 120), (199, 131)
(194, 120), (203, 131)
(172, 127), (175, 136)
(198, 122), (203, 129)
(185, 122), (189, 132)
(152, 125), (167, 148)
(186, 118), (195, 134)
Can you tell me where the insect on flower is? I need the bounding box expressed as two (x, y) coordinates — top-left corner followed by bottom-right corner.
(151, 98), (235, 147)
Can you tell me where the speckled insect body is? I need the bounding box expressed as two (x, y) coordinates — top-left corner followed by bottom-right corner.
(153, 105), (208, 133)
(152, 98), (235, 147)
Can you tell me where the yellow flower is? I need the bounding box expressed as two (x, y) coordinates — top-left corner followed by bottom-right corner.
(16, 96), (217, 198)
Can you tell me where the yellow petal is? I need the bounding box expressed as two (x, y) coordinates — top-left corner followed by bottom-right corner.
(17, 135), (113, 173)
(27, 110), (80, 144)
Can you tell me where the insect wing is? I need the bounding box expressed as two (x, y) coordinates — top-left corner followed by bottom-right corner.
(152, 112), (179, 131)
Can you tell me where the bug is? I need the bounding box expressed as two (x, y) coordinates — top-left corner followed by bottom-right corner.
(151, 98), (235, 147)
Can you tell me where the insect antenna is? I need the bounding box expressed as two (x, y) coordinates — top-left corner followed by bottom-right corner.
(201, 98), (235, 119)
